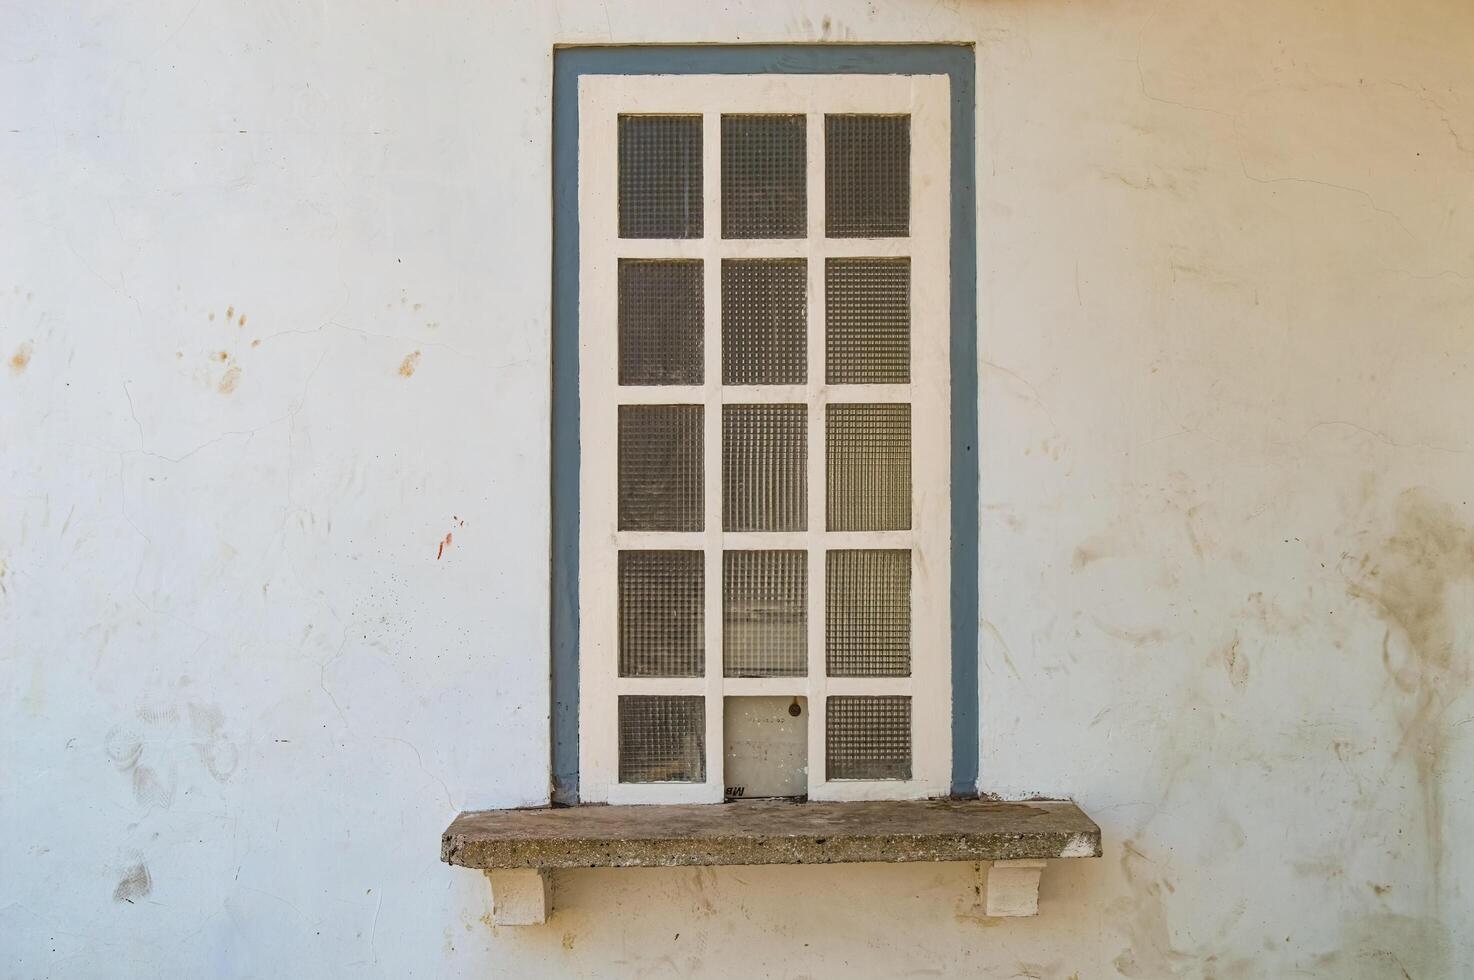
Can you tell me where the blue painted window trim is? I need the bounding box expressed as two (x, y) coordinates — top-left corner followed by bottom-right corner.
(552, 44), (978, 803)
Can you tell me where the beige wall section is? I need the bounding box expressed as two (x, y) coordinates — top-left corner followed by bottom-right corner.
(1, 1), (1470, 977)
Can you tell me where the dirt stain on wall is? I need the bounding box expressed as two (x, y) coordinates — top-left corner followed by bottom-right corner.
(1112, 840), (1180, 978)
(1209, 630), (1249, 691)
(1112, 840), (1257, 978)
(1346, 488), (1474, 896)
(113, 863), (152, 903)
(218, 365), (242, 394)
(399, 351), (422, 378)
(1321, 911), (1452, 979)
(10, 341), (32, 374)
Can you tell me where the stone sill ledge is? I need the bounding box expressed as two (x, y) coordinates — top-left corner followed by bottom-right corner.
(441, 798), (1101, 925)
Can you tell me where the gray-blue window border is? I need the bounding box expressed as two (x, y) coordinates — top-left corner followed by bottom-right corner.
(552, 44), (978, 803)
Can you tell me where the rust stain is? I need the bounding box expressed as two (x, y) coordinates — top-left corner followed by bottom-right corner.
(9, 341), (32, 374)
(399, 351), (422, 378)
(437, 532), (452, 560)
(218, 366), (242, 394)
(238, 313), (247, 327)
(217, 351), (230, 362)
(226, 305), (234, 319)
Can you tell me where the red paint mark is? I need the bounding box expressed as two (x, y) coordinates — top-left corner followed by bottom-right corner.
(437, 532), (453, 559)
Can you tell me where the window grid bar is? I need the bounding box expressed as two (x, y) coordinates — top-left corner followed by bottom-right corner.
(803, 108), (828, 795)
(616, 384), (913, 405)
(613, 237), (911, 259)
(700, 110), (725, 795)
(617, 530), (913, 551)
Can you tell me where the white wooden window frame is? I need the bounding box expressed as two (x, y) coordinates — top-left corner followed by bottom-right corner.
(578, 73), (952, 804)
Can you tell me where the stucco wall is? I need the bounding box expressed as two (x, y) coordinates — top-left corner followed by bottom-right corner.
(3, 2), (1472, 977)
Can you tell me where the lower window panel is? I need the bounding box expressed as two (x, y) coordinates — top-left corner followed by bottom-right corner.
(618, 695), (707, 783)
(826, 695), (911, 781)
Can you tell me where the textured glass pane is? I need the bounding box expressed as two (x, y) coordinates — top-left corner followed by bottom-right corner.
(826, 403), (911, 531)
(826, 550), (910, 677)
(619, 115), (703, 239)
(722, 114), (806, 239)
(723, 404), (806, 532)
(619, 405), (703, 531)
(826, 258), (909, 385)
(724, 550), (806, 677)
(620, 259), (704, 386)
(826, 695), (911, 780)
(619, 551), (704, 677)
(825, 114), (909, 238)
(722, 259), (806, 385)
(619, 695), (706, 783)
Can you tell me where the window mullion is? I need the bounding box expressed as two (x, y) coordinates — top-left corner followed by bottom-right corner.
(701, 110), (725, 799)
(804, 107), (827, 798)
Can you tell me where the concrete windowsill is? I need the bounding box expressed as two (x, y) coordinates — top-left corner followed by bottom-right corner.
(442, 798), (1101, 924)
(442, 797), (1100, 870)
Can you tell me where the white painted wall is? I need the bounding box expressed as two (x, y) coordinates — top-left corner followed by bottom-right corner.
(3, 2), (1470, 977)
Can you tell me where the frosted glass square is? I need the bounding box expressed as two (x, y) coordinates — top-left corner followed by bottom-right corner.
(722, 114), (806, 239)
(619, 405), (704, 531)
(619, 115), (703, 239)
(619, 551), (704, 677)
(723, 404), (806, 532)
(619, 696), (706, 783)
(724, 550), (806, 677)
(826, 403), (911, 531)
(826, 696), (910, 780)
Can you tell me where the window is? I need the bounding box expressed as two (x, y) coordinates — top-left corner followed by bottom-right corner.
(575, 74), (953, 804)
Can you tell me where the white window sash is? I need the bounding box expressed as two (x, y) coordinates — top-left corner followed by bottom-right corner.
(577, 73), (952, 805)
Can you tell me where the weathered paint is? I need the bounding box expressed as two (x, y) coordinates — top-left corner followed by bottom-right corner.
(4, 1), (1474, 977)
